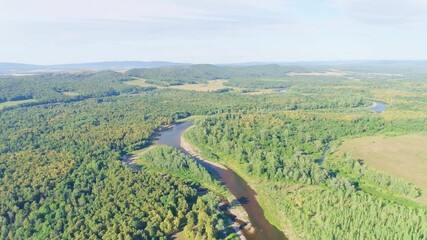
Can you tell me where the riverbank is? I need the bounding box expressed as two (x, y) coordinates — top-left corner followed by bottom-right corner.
(181, 129), (291, 240)
(123, 121), (287, 239)
(181, 134), (252, 239)
(120, 123), (175, 168)
(121, 122), (249, 239)
(121, 146), (156, 170)
(181, 127), (286, 240)
(198, 152), (295, 240)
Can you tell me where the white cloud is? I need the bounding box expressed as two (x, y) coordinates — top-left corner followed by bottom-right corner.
(1, 0), (426, 64)
(327, 0), (427, 26)
(0, 0), (292, 22)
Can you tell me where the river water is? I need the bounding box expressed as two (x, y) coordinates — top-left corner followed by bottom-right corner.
(317, 144), (330, 165)
(368, 101), (387, 113)
(156, 122), (287, 240)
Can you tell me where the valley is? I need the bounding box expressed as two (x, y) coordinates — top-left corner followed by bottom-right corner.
(1, 63), (426, 239)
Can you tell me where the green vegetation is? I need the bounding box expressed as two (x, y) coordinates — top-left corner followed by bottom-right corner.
(0, 90), (256, 239)
(1, 64), (427, 239)
(138, 146), (226, 195)
(0, 99), (37, 110)
(138, 146), (237, 239)
(61, 91), (80, 96)
(0, 71), (152, 107)
(185, 111), (427, 239)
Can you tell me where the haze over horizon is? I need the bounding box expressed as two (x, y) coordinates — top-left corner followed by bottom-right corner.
(2, 0), (427, 65)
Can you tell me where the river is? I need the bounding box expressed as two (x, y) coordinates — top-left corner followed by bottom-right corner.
(156, 121), (287, 240)
(317, 144), (330, 165)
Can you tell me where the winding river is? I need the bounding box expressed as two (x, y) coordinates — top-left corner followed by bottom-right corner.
(125, 101), (387, 239)
(156, 121), (287, 240)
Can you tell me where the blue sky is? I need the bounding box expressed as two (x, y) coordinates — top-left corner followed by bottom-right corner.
(1, 0), (427, 64)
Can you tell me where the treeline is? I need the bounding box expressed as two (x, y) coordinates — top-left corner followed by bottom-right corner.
(0, 71), (152, 105)
(224, 75), (350, 90)
(127, 65), (227, 85)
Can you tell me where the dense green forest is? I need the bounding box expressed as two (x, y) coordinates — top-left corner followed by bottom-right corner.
(0, 90), (256, 239)
(138, 146), (234, 239)
(1, 64), (427, 239)
(185, 112), (427, 239)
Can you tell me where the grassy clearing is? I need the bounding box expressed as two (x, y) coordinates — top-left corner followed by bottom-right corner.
(336, 134), (427, 204)
(61, 91), (80, 96)
(170, 80), (232, 91)
(170, 80), (287, 95)
(124, 79), (228, 91)
(0, 99), (37, 110)
(125, 78), (286, 95)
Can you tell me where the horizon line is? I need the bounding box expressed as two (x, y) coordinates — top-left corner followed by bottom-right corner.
(2, 59), (427, 66)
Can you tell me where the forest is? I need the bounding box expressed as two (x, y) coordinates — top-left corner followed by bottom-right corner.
(185, 112), (426, 239)
(1, 64), (426, 239)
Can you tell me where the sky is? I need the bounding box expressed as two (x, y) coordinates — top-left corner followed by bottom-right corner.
(1, 0), (427, 64)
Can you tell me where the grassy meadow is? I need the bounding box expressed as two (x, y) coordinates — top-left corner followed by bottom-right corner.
(335, 134), (427, 204)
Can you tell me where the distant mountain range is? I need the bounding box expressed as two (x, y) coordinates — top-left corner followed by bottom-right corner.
(220, 60), (427, 66)
(0, 61), (189, 74)
(1, 60), (427, 74)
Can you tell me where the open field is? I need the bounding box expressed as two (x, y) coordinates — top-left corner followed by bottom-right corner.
(124, 79), (286, 95)
(0, 99), (37, 110)
(170, 80), (232, 91)
(124, 79), (230, 91)
(171, 81), (283, 95)
(336, 135), (427, 203)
